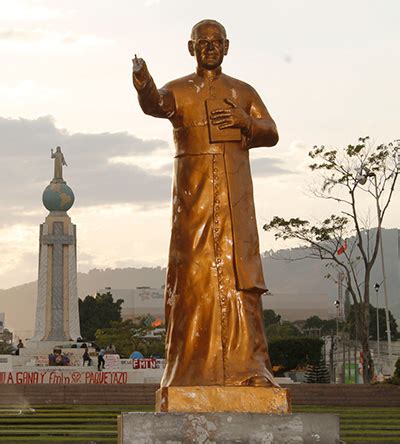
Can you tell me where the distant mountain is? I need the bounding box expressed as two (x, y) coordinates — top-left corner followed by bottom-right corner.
(1, 229), (398, 338)
(77, 266), (166, 296)
(0, 267), (166, 339)
(264, 228), (399, 320)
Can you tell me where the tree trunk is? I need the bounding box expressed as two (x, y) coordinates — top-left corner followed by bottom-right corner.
(359, 301), (374, 383)
(329, 335), (335, 382)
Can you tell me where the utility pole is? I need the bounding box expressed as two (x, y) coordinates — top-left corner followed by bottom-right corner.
(334, 299), (341, 383)
(374, 283), (381, 370)
(373, 174), (393, 367)
(379, 233), (393, 366)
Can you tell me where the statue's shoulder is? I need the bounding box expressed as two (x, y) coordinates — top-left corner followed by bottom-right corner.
(221, 73), (257, 94)
(163, 73), (196, 91)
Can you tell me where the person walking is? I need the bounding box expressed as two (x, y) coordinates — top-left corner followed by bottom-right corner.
(97, 348), (105, 371)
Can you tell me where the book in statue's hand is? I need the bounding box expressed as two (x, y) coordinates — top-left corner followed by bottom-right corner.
(205, 99), (242, 143)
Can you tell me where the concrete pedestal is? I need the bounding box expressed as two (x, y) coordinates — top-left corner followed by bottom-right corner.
(118, 412), (340, 444)
(32, 211), (81, 342)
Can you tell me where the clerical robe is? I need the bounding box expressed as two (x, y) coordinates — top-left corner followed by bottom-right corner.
(134, 68), (277, 387)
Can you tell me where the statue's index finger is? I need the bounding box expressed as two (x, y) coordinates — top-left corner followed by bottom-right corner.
(132, 57), (145, 70)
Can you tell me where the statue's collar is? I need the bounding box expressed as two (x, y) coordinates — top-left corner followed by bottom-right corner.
(196, 66), (222, 79)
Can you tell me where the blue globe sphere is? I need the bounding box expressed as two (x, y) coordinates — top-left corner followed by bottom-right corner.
(42, 182), (75, 212)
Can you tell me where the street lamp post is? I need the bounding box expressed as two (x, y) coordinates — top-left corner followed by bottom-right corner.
(374, 283), (381, 371)
(372, 180), (393, 368)
(378, 233), (393, 366)
(334, 300), (341, 382)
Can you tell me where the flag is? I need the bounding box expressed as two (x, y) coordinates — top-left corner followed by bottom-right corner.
(152, 318), (162, 327)
(337, 242), (348, 255)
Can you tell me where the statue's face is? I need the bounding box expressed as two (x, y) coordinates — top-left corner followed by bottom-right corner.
(189, 23), (229, 70)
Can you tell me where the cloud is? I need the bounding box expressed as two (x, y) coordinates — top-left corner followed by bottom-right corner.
(0, 80), (62, 102)
(109, 148), (173, 176)
(145, 0), (161, 6)
(0, 116), (172, 227)
(0, 223), (38, 287)
(0, 28), (110, 51)
(250, 157), (293, 177)
(0, 116), (302, 228)
(0, 2), (62, 22)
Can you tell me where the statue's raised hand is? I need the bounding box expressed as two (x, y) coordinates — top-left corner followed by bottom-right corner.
(132, 55), (150, 88)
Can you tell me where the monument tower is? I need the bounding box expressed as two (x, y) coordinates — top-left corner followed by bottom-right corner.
(32, 147), (81, 342)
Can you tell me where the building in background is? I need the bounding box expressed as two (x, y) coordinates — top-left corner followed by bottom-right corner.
(98, 287), (164, 321)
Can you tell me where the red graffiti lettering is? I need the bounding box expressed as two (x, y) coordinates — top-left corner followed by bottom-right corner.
(0, 370), (129, 384)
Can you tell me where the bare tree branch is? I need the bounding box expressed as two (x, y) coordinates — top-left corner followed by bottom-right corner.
(264, 137), (399, 384)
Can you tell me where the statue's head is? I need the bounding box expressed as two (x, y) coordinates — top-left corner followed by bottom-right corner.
(188, 19), (229, 70)
(56, 146), (61, 152)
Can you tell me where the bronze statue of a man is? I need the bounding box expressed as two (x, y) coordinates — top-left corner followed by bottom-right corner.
(132, 19), (279, 389)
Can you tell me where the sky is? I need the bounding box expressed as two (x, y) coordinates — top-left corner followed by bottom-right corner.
(0, 0), (399, 289)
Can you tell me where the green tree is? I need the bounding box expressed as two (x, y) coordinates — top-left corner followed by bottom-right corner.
(264, 137), (399, 383)
(263, 309), (281, 328)
(0, 329), (13, 344)
(79, 292), (123, 341)
(303, 315), (324, 329)
(303, 316), (340, 336)
(347, 303), (399, 341)
(388, 358), (400, 385)
(0, 342), (14, 354)
(266, 321), (301, 340)
(269, 337), (323, 374)
(95, 316), (165, 358)
(95, 320), (136, 358)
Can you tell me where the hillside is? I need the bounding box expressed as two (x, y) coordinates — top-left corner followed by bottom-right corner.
(0, 267), (166, 339)
(1, 229), (398, 338)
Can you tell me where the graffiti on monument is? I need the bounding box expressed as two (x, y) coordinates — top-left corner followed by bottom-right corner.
(0, 370), (128, 384)
(132, 358), (165, 369)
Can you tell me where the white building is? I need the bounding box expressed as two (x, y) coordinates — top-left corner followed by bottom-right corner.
(98, 287), (164, 321)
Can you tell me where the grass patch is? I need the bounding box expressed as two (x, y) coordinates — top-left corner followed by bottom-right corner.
(0, 418), (117, 424)
(0, 404), (399, 443)
(295, 406), (400, 442)
(344, 436), (400, 444)
(0, 438), (116, 443)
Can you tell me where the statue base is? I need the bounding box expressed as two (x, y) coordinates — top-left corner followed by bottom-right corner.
(155, 386), (291, 414)
(118, 412), (340, 444)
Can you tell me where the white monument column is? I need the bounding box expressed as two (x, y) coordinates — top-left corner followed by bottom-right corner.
(32, 147), (81, 342)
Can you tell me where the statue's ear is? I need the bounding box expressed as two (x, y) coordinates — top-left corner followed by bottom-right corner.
(188, 40), (195, 56)
(224, 39), (230, 56)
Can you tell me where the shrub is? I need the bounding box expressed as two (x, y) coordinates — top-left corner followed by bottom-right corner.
(389, 357), (400, 385)
(269, 337), (323, 375)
